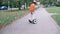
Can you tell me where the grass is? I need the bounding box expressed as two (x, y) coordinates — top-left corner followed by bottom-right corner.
(46, 7), (60, 13)
(0, 10), (29, 29)
(46, 7), (60, 26)
(52, 15), (60, 26)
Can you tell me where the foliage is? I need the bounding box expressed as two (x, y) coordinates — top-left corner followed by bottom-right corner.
(0, 0), (60, 7)
(0, 0), (33, 8)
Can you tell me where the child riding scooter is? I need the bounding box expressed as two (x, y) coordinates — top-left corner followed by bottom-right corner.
(29, 2), (37, 24)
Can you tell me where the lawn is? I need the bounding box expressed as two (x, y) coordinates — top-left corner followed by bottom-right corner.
(46, 7), (60, 13)
(0, 10), (29, 29)
(52, 15), (60, 26)
(46, 7), (60, 26)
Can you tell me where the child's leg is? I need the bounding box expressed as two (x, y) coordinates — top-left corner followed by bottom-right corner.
(31, 12), (33, 20)
(31, 12), (34, 20)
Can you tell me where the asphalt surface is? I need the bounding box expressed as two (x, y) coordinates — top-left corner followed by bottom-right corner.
(0, 8), (60, 34)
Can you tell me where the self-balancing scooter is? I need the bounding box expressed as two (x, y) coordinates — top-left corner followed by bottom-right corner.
(28, 13), (36, 24)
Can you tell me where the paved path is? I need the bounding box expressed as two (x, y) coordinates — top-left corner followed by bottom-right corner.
(0, 8), (60, 34)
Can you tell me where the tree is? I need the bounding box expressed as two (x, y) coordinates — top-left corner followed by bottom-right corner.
(0, 0), (3, 6)
(0, 0), (33, 9)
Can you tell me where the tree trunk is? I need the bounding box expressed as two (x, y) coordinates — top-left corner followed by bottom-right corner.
(18, 1), (21, 10)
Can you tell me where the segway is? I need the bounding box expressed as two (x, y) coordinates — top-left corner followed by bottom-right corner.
(29, 19), (36, 24)
(28, 13), (36, 24)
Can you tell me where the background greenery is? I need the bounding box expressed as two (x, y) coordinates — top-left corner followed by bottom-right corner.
(47, 7), (60, 26)
(0, 0), (60, 8)
(52, 15), (60, 26)
(46, 7), (60, 13)
(0, 10), (29, 29)
(0, 0), (33, 8)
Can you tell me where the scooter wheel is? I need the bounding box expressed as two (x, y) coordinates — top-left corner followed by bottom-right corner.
(29, 19), (32, 23)
(32, 19), (36, 24)
(28, 19), (36, 24)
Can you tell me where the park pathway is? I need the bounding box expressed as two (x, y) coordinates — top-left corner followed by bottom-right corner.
(0, 8), (60, 34)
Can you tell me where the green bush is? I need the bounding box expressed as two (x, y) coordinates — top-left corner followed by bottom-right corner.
(55, 1), (60, 7)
